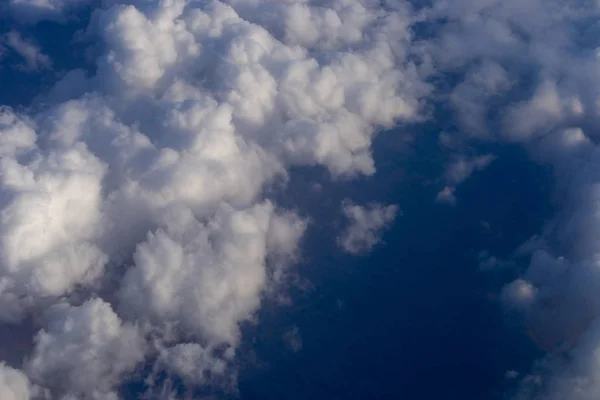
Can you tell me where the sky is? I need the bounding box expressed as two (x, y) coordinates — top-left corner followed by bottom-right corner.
(0, 0), (600, 399)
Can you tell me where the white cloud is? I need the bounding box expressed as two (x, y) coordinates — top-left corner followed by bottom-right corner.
(26, 298), (145, 399)
(433, 154), (496, 205)
(0, 142), (107, 322)
(119, 202), (305, 346)
(0, 0), (440, 396)
(4, 0), (93, 23)
(435, 186), (456, 206)
(157, 343), (228, 387)
(3, 31), (52, 71)
(3, 0), (600, 398)
(338, 201), (398, 254)
(0, 108), (36, 157)
(81, 0), (429, 177)
(0, 141), (107, 320)
(444, 154), (497, 186)
(0, 363), (31, 400)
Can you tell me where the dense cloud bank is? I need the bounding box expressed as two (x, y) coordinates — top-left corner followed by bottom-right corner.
(0, 0), (417, 398)
(1, 0), (600, 399)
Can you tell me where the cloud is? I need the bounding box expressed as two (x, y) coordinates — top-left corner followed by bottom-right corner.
(435, 186), (456, 206)
(0, 0), (425, 395)
(157, 343), (229, 387)
(338, 201), (398, 254)
(0, 140), (107, 322)
(1, 0), (599, 398)
(434, 154), (496, 205)
(444, 154), (497, 186)
(448, 61), (513, 139)
(0, 108), (36, 157)
(3, 31), (52, 71)
(118, 202), (305, 346)
(283, 326), (302, 352)
(413, 0), (600, 398)
(26, 298), (145, 399)
(4, 0), (94, 23)
(82, 0), (430, 176)
(0, 363), (31, 400)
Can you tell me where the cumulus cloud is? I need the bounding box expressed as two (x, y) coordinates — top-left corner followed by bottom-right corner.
(0, 0), (430, 397)
(0, 108), (36, 157)
(2, 0), (600, 398)
(449, 61), (513, 139)
(0, 363), (31, 400)
(0, 141), (107, 322)
(119, 202), (305, 346)
(26, 298), (145, 399)
(338, 201), (398, 255)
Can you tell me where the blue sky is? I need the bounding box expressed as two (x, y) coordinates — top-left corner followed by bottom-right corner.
(0, 1), (599, 400)
(230, 132), (551, 400)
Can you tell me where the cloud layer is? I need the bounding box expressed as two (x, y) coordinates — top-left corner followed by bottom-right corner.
(0, 0), (428, 398)
(2, 0), (600, 399)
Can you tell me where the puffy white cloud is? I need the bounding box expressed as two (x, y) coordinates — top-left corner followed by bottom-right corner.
(119, 202), (305, 346)
(6, 0), (600, 398)
(83, 0), (429, 177)
(338, 201), (398, 254)
(0, 0), (434, 397)
(0, 141), (108, 322)
(0, 108), (36, 157)
(0, 363), (31, 400)
(26, 298), (145, 399)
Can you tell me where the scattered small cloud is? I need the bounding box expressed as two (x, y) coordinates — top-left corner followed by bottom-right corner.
(283, 326), (303, 353)
(4, 31), (52, 71)
(436, 186), (457, 206)
(338, 201), (398, 255)
(444, 154), (497, 186)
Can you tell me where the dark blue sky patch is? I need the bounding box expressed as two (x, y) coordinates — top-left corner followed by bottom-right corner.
(236, 131), (552, 400)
